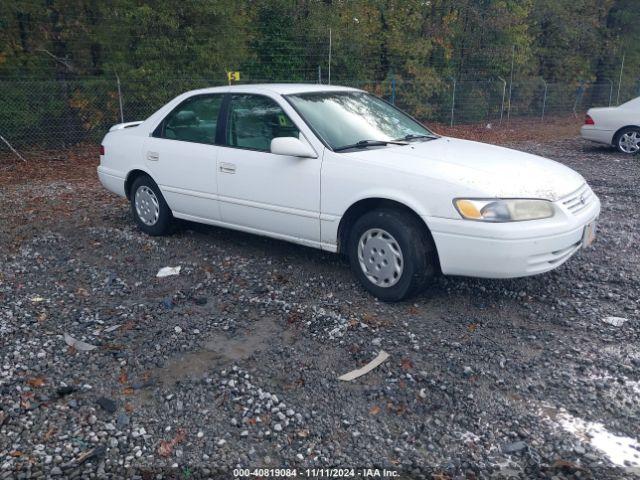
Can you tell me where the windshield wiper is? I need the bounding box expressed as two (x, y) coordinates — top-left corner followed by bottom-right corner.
(394, 133), (438, 142)
(333, 139), (408, 152)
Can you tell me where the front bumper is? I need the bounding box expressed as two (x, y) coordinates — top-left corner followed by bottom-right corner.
(426, 185), (601, 278)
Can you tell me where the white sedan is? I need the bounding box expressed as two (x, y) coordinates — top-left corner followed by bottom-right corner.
(581, 96), (640, 153)
(98, 84), (600, 301)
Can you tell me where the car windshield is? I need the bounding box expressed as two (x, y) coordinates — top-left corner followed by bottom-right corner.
(286, 91), (436, 150)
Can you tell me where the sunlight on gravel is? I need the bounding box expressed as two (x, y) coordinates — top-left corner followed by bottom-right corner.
(556, 410), (640, 471)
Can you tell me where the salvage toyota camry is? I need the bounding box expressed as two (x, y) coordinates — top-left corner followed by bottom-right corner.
(98, 84), (600, 301)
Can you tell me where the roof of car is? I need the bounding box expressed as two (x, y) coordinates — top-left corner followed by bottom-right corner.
(186, 83), (363, 96)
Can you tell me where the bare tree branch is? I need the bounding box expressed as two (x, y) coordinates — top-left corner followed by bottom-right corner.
(36, 48), (74, 72)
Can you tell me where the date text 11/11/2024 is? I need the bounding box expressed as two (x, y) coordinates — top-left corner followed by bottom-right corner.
(233, 468), (400, 478)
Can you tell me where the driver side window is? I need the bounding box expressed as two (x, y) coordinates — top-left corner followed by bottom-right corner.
(157, 94), (222, 145)
(226, 94), (300, 151)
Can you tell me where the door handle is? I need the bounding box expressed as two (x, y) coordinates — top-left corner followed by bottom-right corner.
(220, 162), (236, 174)
(147, 151), (159, 161)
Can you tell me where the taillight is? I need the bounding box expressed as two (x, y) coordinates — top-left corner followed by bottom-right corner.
(100, 145), (105, 156)
(584, 114), (595, 125)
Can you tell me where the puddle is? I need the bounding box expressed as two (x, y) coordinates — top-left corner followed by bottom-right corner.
(155, 316), (294, 385)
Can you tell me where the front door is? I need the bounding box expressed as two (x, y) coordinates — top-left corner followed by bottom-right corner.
(144, 93), (223, 220)
(216, 93), (321, 245)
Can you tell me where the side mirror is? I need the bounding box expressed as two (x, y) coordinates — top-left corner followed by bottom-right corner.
(270, 137), (317, 158)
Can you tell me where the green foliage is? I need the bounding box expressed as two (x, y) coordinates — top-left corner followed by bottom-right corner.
(0, 0), (638, 146)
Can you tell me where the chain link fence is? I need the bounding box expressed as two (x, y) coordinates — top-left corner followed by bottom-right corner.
(1, 74), (639, 159)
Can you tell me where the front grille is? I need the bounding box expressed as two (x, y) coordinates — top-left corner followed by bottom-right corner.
(560, 184), (595, 215)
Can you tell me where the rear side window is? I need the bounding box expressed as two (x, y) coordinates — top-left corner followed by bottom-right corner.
(156, 95), (223, 144)
(226, 94), (300, 151)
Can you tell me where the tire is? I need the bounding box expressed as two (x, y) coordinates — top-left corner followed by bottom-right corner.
(130, 175), (173, 236)
(347, 208), (437, 302)
(614, 127), (640, 154)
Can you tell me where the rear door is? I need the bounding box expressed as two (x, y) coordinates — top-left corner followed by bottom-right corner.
(216, 93), (321, 245)
(143, 94), (224, 220)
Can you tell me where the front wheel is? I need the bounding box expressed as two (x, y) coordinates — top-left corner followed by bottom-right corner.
(615, 127), (640, 154)
(347, 209), (437, 301)
(130, 175), (173, 236)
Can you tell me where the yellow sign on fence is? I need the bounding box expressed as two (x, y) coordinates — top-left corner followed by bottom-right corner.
(227, 71), (240, 84)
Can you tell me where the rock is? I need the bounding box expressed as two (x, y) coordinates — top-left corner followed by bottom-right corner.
(56, 386), (76, 397)
(116, 412), (129, 428)
(96, 397), (117, 414)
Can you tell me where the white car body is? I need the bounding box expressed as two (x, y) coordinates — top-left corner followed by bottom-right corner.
(581, 96), (640, 151)
(98, 84), (600, 281)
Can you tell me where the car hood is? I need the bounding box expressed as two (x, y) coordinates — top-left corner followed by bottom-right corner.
(348, 137), (585, 201)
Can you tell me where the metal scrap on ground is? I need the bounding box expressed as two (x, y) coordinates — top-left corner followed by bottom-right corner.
(338, 350), (389, 381)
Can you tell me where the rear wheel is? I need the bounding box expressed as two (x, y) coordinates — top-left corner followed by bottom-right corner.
(615, 127), (640, 154)
(347, 209), (437, 301)
(130, 175), (172, 236)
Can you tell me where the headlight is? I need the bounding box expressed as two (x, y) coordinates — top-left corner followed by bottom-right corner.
(454, 199), (554, 222)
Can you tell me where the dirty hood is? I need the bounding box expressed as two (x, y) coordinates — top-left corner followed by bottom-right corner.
(352, 137), (585, 201)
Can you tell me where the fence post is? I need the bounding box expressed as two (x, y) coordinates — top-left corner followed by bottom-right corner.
(318, 65), (322, 84)
(449, 78), (456, 127)
(328, 28), (332, 85)
(605, 78), (613, 106)
(616, 52), (625, 105)
(497, 76), (506, 124)
(115, 73), (124, 123)
(391, 75), (396, 105)
(541, 79), (548, 121)
(507, 44), (515, 123)
(573, 80), (585, 116)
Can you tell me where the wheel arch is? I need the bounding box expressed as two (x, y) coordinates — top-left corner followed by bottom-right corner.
(612, 125), (640, 145)
(124, 168), (154, 200)
(336, 197), (440, 271)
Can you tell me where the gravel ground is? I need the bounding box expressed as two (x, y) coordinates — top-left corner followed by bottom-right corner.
(0, 138), (638, 480)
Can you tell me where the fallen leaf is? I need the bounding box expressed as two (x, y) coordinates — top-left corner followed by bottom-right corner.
(369, 405), (381, 416)
(27, 377), (46, 388)
(118, 370), (128, 384)
(552, 459), (587, 472)
(158, 428), (187, 457)
(400, 358), (413, 371)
